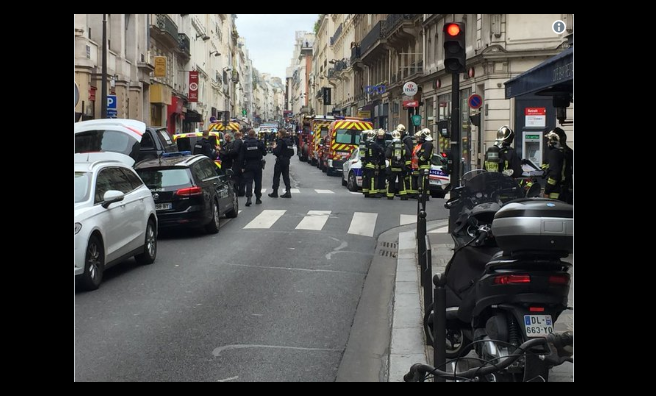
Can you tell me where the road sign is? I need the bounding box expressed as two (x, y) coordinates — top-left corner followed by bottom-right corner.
(107, 109), (117, 118)
(402, 81), (418, 96)
(412, 114), (422, 126)
(107, 95), (117, 110)
(468, 94), (482, 109)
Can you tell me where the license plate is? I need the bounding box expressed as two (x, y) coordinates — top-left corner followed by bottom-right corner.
(155, 203), (172, 210)
(523, 315), (553, 337)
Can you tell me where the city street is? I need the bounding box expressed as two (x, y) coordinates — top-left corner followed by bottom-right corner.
(74, 154), (448, 382)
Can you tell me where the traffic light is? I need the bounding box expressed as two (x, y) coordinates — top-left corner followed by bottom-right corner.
(322, 87), (331, 105)
(443, 22), (466, 73)
(443, 149), (453, 175)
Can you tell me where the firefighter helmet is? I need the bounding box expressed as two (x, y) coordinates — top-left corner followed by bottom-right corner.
(377, 129), (386, 138)
(420, 128), (433, 142)
(545, 130), (560, 148)
(366, 130), (376, 142)
(391, 130), (401, 140)
(396, 124), (406, 133)
(496, 125), (515, 145)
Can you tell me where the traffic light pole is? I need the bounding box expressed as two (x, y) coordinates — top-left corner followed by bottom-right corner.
(101, 14), (108, 119)
(448, 72), (460, 233)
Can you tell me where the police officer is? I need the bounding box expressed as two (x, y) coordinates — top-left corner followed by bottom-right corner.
(385, 130), (408, 200)
(543, 128), (573, 203)
(219, 132), (234, 170)
(484, 125), (523, 178)
(239, 129), (267, 206)
(269, 129), (294, 198)
(193, 129), (216, 159)
(229, 131), (245, 196)
(417, 128), (434, 199)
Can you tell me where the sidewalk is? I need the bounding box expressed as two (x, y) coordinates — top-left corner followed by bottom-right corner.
(388, 219), (573, 382)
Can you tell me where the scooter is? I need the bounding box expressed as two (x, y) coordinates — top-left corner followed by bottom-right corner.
(426, 170), (573, 382)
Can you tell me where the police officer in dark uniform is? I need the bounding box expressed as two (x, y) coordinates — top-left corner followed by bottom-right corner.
(229, 131), (245, 196)
(269, 129), (294, 198)
(219, 132), (234, 170)
(193, 130), (216, 159)
(484, 125), (523, 178)
(239, 129), (267, 206)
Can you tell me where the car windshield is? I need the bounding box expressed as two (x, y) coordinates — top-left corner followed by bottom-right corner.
(431, 154), (446, 166)
(75, 171), (92, 203)
(75, 129), (140, 158)
(136, 168), (191, 190)
(335, 129), (361, 145)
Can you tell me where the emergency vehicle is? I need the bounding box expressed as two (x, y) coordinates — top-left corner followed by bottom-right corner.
(208, 121), (240, 134)
(322, 118), (373, 176)
(297, 115), (313, 162)
(309, 115), (335, 167)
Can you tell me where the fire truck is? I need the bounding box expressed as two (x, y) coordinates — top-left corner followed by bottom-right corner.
(322, 118), (373, 176)
(309, 115), (335, 168)
(297, 115), (313, 162)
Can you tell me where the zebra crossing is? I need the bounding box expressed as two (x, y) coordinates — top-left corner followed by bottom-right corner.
(234, 210), (425, 238)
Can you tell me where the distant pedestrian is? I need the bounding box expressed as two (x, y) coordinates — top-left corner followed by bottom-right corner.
(269, 129), (294, 198)
(239, 129), (267, 206)
(230, 131), (245, 196)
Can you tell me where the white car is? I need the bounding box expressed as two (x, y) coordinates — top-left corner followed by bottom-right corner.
(428, 153), (451, 198)
(74, 151), (158, 291)
(342, 147), (363, 192)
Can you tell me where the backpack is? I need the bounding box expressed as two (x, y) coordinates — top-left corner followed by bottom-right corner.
(243, 138), (261, 160)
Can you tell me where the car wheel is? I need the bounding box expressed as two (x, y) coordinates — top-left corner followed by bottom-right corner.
(341, 174), (347, 186)
(347, 172), (358, 192)
(205, 199), (220, 234)
(79, 234), (104, 290)
(135, 219), (157, 264)
(225, 190), (239, 218)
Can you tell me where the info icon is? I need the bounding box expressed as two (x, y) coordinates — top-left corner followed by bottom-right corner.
(552, 20), (566, 34)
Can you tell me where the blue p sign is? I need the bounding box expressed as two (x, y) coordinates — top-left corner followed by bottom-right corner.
(107, 95), (117, 110)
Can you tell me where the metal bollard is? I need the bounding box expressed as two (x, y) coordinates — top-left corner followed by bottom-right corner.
(417, 210), (426, 270)
(433, 273), (447, 382)
(423, 234), (433, 340)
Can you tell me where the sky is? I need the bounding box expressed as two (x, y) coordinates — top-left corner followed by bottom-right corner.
(235, 14), (317, 81)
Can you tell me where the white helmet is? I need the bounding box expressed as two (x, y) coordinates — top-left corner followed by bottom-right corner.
(377, 128), (386, 138)
(396, 124), (406, 132)
(391, 130), (401, 140)
(421, 128), (433, 142)
(366, 130), (376, 142)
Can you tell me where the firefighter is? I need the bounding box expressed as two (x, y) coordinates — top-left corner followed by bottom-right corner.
(385, 130), (408, 200)
(399, 125), (417, 198)
(375, 129), (388, 196)
(361, 130), (381, 198)
(410, 131), (423, 199)
(417, 128), (434, 199)
(543, 128), (572, 203)
(239, 129), (267, 206)
(484, 125), (523, 178)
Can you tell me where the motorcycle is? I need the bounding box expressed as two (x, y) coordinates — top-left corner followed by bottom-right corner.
(426, 170), (573, 382)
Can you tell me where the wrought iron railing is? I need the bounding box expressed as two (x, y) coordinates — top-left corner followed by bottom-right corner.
(330, 23), (343, 46)
(382, 14), (417, 37)
(350, 46), (361, 62)
(156, 14), (178, 43)
(360, 21), (383, 55)
(178, 33), (190, 57)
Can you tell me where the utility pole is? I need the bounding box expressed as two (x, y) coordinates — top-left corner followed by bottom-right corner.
(101, 14), (108, 118)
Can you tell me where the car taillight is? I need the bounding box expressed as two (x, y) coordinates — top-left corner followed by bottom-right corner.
(548, 275), (569, 285)
(175, 186), (202, 196)
(529, 307), (545, 312)
(494, 274), (530, 285)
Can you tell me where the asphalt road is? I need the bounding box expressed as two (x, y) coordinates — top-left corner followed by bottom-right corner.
(74, 150), (449, 382)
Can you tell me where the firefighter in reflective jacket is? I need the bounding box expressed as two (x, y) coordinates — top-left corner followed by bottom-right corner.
(375, 129), (388, 196)
(417, 128), (434, 197)
(543, 128), (572, 203)
(385, 130), (408, 200)
(361, 130), (382, 198)
(399, 125), (417, 197)
(484, 125), (522, 178)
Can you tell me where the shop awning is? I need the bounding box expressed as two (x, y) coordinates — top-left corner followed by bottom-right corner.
(504, 47), (573, 99)
(185, 110), (202, 122)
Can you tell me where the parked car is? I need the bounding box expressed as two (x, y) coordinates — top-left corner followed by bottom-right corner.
(74, 119), (177, 164)
(74, 152), (158, 291)
(428, 153), (450, 198)
(342, 147), (363, 192)
(134, 153), (238, 234)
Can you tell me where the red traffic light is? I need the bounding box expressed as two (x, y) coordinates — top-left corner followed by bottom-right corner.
(446, 23), (461, 36)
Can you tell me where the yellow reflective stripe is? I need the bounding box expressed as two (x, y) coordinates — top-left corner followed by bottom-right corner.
(547, 178), (557, 185)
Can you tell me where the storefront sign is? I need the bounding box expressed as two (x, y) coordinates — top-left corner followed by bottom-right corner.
(358, 110), (371, 118)
(189, 71), (199, 102)
(403, 100), (418, 108)
(525, 107), (546, 127)
(403, 81), (418, 96)
(154, 56), (167, 78)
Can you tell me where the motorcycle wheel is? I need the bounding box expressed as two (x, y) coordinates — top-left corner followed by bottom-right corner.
(424, 304), (473, 359)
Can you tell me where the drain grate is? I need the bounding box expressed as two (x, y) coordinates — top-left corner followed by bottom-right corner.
(379, 250), (398, 258)
(378, 241), (398, 258)
(381, 242), (398, 249)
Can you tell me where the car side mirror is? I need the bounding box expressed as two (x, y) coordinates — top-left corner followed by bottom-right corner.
(101, 190), (125, 209)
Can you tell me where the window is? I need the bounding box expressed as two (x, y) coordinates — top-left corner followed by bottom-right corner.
(335, 129), (360, 145)
(140, 132), (155, 149)
(121, 168), (144, 190)
(94, 169), (113, 204)
(75, 172), (92, 203)
(136, 168), (191, 190)
(106, 167), (134, 194)
(157, 128), (174, 146)
(198, 159), (218, 179)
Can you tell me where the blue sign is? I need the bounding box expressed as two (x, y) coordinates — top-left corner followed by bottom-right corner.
(412, 114), (422, 126)
(107, 95), (117, 110)
(107, 109), (117, 118)
(468, 94), (482, 109)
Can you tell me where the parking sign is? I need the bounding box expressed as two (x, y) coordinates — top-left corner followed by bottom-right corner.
(107, 95), (117, 110)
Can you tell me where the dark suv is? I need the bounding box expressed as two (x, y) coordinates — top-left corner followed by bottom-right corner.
(134, 153), (238, 234)
(138, 127), (178, 162)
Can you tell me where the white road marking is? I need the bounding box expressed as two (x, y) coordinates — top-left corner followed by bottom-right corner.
(429, 226), (449, 234)
(315, 189), (334, 194)
(296, 210), (331, 231)
(290, 188), (300, 194)
(349, 192), (361, 195)
(238, 210), (242, 214)
(347, 212), (378, 237)
(243, 210), (286, 229)
(261, 188), (267, 193)
(400, 214), (416, 226)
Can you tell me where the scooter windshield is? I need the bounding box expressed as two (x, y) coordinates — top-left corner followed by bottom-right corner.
(461, 170), (524, 206)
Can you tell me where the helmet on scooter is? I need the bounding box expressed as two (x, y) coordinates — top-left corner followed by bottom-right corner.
(496, 125), (515, 146)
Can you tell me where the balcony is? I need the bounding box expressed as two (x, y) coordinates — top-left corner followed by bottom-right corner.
(330, 23), (343, 46)
(383, 14), (420, 49)
(151, 14), (179, 48)
(360, 21), (387, 64)
(350, 46), (361, 64)
(334, 59), (348, 72)
(178, 33), (191, 58)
